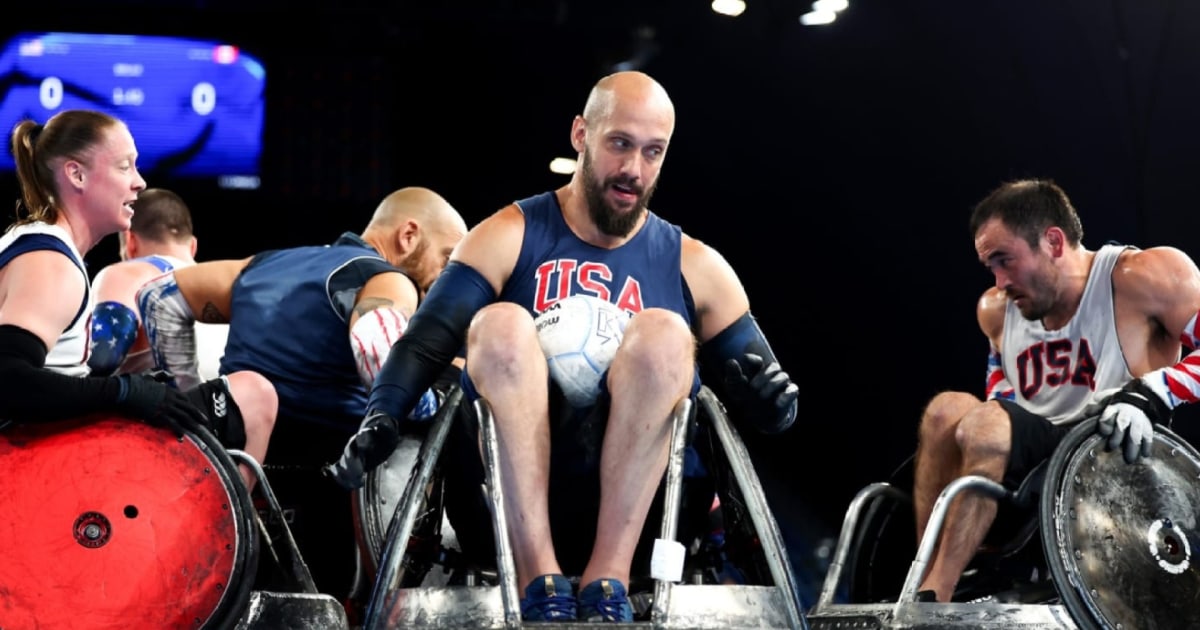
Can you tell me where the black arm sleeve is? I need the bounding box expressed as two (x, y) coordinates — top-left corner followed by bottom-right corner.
(0, 324), (123, 422)
(696, 312), (780, 389)
(696, 311), (798, 433)
(365, 261), (496, 419)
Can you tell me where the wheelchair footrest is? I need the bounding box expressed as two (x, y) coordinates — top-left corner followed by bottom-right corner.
(376, 583), (799, 628)
(806, 601), (1079, 629)
(234, 590), (350, 629)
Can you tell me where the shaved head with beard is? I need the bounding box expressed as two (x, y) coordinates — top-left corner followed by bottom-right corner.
(579, 145), (659, 238)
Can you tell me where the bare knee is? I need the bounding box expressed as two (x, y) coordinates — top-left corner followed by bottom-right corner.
(226, 370), (278, 437)
(919, 391), (980, 442)
(467, 302), (539, 368)
(953, 401), (1011, 474)
(614, 308), (693, 383)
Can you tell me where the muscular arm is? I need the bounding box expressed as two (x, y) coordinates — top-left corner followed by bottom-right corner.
(136, 258), (249, 389)
(0, 251), (85, 351)
(175, 258), (252, 323)
(348, 271), (420, 387)
(453, 205), (525, 296)
(977, 287), (1014, 400)
(686, 236), (797, 433)
(366, 205), (522, 419)
(0, 252), (125, 420)
(680, 235), (749, 343)
(1113, 246), (1200, 406)
(88, 260), (160, 375)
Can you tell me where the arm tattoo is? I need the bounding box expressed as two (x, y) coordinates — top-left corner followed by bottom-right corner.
(199, 302), (230, 324)
(353, 297), (395, 318)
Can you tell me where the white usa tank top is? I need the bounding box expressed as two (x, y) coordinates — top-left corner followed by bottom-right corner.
(118, 254), (228, 382)
(1000, 244), (1132, 424)
(0, 222), (91, 376)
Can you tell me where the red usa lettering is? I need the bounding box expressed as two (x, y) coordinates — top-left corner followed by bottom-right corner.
(1014, 338), (1097, 399)
(534, 259), (644, 315)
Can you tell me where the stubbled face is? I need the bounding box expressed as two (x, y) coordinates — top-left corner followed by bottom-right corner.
(975, 218), (1059, 320)
(405, 225), (465, 294)
(80, 123), (146, 235)
(577, 100), (671, 238)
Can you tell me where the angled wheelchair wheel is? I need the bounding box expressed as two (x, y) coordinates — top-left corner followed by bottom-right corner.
(354, 429), (452, 588)
(0, 414), (258, 630)
(1041, 418), (1200, 630)
(356, 386), (466, 598)
(843, 455), (916, 603)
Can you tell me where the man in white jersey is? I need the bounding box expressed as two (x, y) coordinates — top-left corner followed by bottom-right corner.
(911, 178), (1200, 602)
(88, 187), (273, 487)
(90, 187), (227, 381)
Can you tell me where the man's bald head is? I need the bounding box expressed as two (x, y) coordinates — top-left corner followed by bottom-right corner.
(368, 186), (466, 236)
(362, 186), (467, 291)
(582, 71), (675, 138)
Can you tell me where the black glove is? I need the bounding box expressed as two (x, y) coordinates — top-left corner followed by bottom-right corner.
(724, 353), (799, 434)
(324, 411), (402, 490)
(114, 373), (209, 438)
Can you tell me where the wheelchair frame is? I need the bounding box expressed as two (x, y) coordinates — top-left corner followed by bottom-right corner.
(357, 384), (810, 629)
(806, 418), (1200, 630)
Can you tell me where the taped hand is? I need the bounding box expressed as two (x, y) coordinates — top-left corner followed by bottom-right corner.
(724, 353), (799, 434)
(115, 373), (209, 438)
(324, 411), (402, 490)
(1096, 379), (1169, 464)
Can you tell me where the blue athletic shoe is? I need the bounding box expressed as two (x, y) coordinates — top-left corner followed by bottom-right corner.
(520, 574), (577, 621)
(577, 578), (633, 622)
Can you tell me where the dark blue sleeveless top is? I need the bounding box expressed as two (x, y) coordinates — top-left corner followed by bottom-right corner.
(500, 191), (700, 394)
(221, 232), (401, 429)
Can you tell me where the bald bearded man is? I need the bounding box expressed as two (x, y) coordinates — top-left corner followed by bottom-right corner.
(138, 186), (468, 600)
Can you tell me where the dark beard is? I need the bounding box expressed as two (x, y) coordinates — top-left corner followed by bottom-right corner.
(580, 150), (657, 238)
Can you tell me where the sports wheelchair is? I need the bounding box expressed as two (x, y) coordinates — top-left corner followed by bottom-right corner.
(805, 418), (1200, 630)
(349, 384), (810, 629)
(0, 414), (352, 630)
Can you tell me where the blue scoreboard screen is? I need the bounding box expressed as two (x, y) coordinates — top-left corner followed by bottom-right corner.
(0, 32), (265, 187)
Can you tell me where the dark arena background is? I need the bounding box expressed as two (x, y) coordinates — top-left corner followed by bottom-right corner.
(6, 0), (1200, 611)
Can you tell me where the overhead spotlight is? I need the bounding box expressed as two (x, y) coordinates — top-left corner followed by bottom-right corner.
(812, 0), (848, 12)
(799, 9), (837, 25)
(711, 0), (746, 18)
(549, 157), (577, 175)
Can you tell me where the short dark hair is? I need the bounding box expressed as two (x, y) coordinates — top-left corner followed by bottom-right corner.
(969, 179), (1084, 249)
(130, 188), (194, 243)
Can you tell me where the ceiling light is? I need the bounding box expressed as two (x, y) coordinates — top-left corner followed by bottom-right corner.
(549, 157), (577, 175)
(712, 0), (746, 18)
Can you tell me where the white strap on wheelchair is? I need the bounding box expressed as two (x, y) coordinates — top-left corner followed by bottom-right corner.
(136, 272), (201, 391)
(650, 538), (686, 582)
(350, 307), (409, 387)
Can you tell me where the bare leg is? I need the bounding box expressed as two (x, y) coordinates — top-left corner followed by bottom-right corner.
(225, 370), (278, 490)
(466, 303), (559, 588)
(580, 309), (694, 587)
(915, 398), (1011, 602)
(913, 392), (978, 547)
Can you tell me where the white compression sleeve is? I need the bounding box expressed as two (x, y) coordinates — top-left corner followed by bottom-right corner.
(136, 272), (202, 391)
(350, 307), (409, 388)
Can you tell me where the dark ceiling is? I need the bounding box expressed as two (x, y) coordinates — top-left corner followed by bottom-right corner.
(6, 1), (1200, 589)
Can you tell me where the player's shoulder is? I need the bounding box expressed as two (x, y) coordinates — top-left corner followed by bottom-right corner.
(92, 258), (167, 290)
(1114, 244), (1196, 276)
(464, 203), (525, 246)
(977, 286), (1007, 320)
(680, 232), (726, 267)
(1108, 245), (1198, 299)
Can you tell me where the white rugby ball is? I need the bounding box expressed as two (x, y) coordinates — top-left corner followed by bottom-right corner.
(534, 294), (629, 407)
